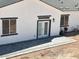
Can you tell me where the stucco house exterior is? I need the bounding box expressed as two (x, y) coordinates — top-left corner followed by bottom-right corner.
(0, 0), (79, 45)
(0, 0), (79, 59)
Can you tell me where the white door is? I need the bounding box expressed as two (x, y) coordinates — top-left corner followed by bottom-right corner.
(38, 21), (49, 38)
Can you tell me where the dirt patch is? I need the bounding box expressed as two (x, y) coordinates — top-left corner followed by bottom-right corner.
(8, 35), (79, 59)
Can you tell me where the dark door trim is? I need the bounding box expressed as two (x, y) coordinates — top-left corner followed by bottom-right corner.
(37, 20), (51, 39)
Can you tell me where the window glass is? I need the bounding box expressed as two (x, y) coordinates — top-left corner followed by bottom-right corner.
(65, 15), (68, 26)
(10, 20), (16, 34)
(2, 18), (17, 36)
(38, 23), (42, 36)
(44, 22), (48, 35)
(60, 15), (64, 26)
(2, 20), (9, 34)
(60, 15), (69, 27)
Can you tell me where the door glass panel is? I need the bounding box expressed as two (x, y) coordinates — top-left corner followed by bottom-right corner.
(44, 22), (48, 35)
(2, 20), (9, 34)
(38, 22), (42, 36)
(10, 20), (16, 34)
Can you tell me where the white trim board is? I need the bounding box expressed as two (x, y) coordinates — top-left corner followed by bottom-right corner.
(0, 37), (76, 59)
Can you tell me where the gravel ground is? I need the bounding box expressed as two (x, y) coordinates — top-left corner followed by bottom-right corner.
(8, 35), (79, 59)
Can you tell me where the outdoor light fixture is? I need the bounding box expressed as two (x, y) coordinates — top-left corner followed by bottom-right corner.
(53, 18), (55, 22)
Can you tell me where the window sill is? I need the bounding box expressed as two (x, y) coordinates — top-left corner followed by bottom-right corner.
(1, 33), (18, 37)
(60, 25), (69, 27)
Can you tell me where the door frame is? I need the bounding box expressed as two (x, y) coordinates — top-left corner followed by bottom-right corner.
(37, 20), (51, 39)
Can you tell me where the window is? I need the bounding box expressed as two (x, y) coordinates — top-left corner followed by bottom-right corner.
(1, 17), (18, 36)
(60, 15), (69, 27)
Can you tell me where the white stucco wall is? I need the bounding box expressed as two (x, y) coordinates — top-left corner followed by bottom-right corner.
(0, 0), (62, 45)
(69, 12), (79, 31)
(0, 0), (79, 45)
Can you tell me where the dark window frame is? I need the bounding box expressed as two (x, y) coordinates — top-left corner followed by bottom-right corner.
(1, 17), (18, 37)
(60, 14), (69, 27)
